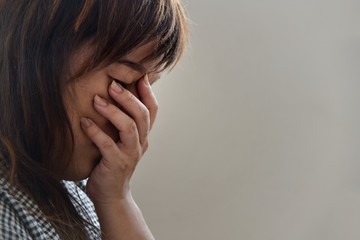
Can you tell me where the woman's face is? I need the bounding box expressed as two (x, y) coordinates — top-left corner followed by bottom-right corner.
(61, 42), (161, 180)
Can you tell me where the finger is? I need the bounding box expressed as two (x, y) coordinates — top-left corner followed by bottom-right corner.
(137, 74), (158, 130)
(108, 81), (150, 145)
(80, 117), (123, 164)
(93, 95), (139, 149)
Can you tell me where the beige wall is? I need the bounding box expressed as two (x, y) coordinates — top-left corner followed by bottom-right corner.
(132, 0), (360, 239)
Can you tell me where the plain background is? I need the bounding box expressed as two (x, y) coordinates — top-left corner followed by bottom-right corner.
(132, 1), (360, 239)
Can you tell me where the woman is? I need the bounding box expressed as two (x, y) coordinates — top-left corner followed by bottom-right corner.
(0, 0), (188, 239)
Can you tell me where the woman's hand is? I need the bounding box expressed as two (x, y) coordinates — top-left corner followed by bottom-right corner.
(81, 74), (157, 204)
(80, 74), (157, 239)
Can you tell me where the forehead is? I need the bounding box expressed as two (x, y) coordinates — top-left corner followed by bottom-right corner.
(124, 41), (158, 63)
(69, 40), (161, 79)
(121, 41), (162, 73)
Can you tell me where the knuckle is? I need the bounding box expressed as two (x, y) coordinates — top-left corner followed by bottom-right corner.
(119, 160), (131, 171)
(126, 93), (134, 103)
(107, 105), (118, 116)
(128, 147), (142, 161)
(153, 100), (159, 110)
(100, 139), (114, 150)
(142, 140), (149, 152)
(124, 120), (137, 133)
(134, 148), (142, 161)
(119, 152), (139, 170)
(139, 106), (150, 122)
(150, 101), (159, 112)
(141, 106), (150, 116)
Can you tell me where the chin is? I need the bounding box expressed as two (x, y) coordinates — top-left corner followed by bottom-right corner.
(60, 148), (102, 181)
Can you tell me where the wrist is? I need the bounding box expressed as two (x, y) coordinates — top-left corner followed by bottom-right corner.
(92, 192), (135, 210)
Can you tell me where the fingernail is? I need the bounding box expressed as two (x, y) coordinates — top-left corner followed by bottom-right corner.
(111, 80), (124, 93)
(94, 95), (108, 107)
(80, 117), (92, 128)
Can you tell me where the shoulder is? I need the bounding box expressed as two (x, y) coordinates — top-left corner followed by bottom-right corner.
(0, 177), (60, 240)
(0, 188), (33, 239)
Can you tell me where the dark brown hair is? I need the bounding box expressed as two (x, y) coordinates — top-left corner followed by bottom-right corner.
(0, 0), (188, 239)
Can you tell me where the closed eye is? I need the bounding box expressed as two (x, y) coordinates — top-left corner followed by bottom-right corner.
(111, 78), (127, 89)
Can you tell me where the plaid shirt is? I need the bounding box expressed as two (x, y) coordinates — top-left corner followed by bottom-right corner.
(0, 173), (101, 239)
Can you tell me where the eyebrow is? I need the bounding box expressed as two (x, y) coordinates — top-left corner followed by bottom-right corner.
(117, 60), (147, 75)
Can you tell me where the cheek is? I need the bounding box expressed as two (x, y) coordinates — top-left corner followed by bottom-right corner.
(74, 88), (120, 142)
(63, 76), (113, 135)
(66, 72), (110, 114)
